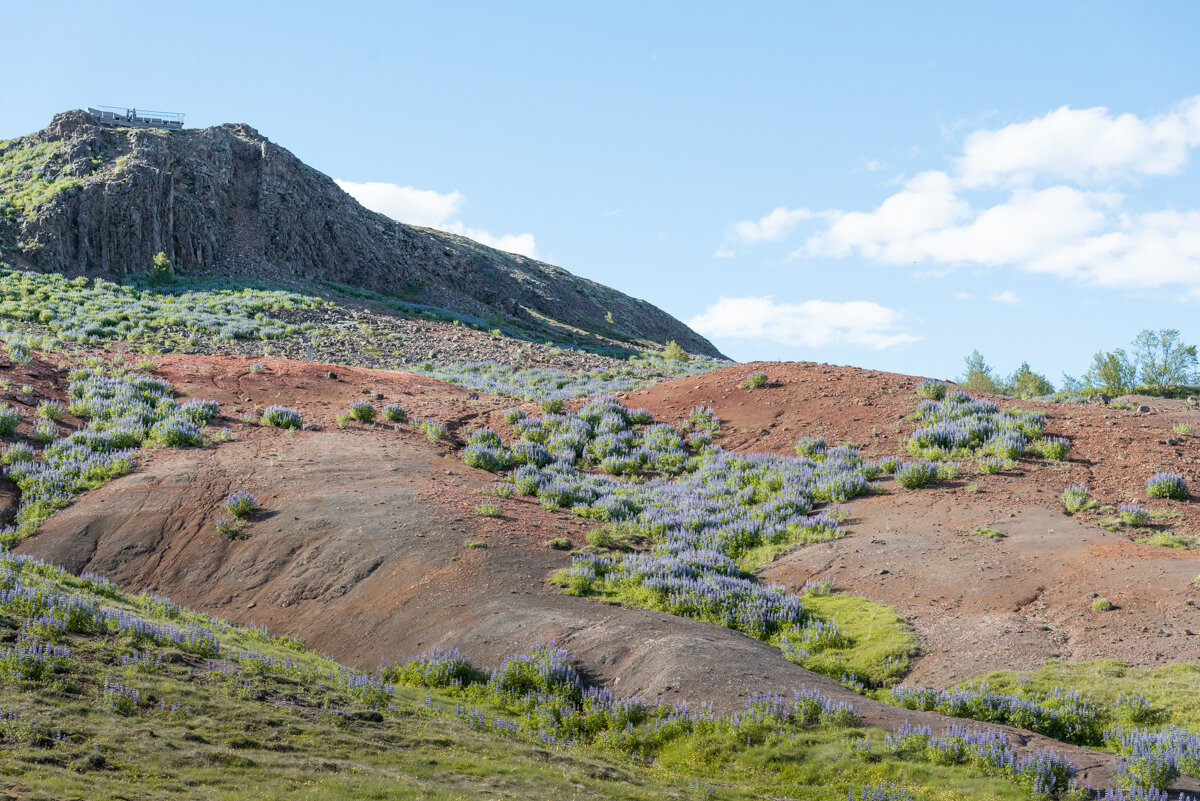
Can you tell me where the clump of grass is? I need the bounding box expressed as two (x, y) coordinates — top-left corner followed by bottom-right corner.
(1092, 597), (1113, 612)
(545, 537), (572, 550)
(585, 524), (645, 552)
(474, 502), (502, 517)
(1061, 484), (1093, 514)
(1173, 422), (1192, 436)
(464, 540), (487, 549)
(742, 372), (769, 390)
(347, 401), (377, 423)
(1136, 531), (1197, 550)
(964, 483), (981, 493)
(261, 405), (303, 429)
(382, 403), (407, 423)
(970, 527), (1006, 540)
(134, 357), (158, 371)
(1146, 472), (1188, 500)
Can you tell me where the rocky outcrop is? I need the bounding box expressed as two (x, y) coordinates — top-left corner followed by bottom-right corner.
(1, 110), (722, 357)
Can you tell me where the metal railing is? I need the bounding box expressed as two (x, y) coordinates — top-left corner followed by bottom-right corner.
(86, 106), (186, 127)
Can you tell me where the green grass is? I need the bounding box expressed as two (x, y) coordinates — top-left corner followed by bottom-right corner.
(0, 140), (81, 218)
(788, 592), (917, 688)
(968, 526), (1006, 540)
(958, 659), (1200, 732)
(0, 554), (1037, 801)
(1135, 531), (1198, 549)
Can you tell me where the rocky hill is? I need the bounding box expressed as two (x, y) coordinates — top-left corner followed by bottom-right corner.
(0, 110), (721, 357)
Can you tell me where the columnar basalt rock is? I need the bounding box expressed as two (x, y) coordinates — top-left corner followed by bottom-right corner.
(2, 110), (722, 357)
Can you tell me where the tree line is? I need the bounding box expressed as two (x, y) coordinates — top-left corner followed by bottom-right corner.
(959, 328), (1198, 399)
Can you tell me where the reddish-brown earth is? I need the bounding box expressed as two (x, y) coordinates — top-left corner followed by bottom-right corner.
(622, 361), (1200, 684)
(10, 355), (1200, 790)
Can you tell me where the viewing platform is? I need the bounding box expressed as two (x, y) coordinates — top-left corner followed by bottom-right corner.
(86, 106), (185, 130)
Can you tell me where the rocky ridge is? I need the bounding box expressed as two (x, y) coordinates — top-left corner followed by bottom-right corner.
(0, 110), (721, 357)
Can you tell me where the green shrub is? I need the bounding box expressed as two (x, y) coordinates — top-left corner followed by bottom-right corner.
(347, 401), (377, 423)
(742, 372), (769, 389)
(261, 405), (303, 429)
(1061, 484), (1093, 514)
(474, 502), (502, 517)
(895, 461), (938, 489)
(1092, 597), (1113, 612)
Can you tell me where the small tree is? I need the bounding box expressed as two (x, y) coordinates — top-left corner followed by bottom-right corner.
(1083, 349), (1135, 396)
(1132, 329), (1198, 395)
(959, 350), (999, 394)
(662, 340), (690, 363)
(151, 251), (173, 282)
(1003, 362), (1054, 397)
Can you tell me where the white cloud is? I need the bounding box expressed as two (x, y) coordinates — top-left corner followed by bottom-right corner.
(958, 94), (1200, 186)
(336, 179), (538, 258)
(953, 291), (973, 301)
(687, 296), (919, 350)
(801, 171), (969, 260)
(862, 158), (887, 172)
(733, 206), (818, 244)
(711, 94), (1200, 292)
(713, 248), (736, 259)
(990, 290), (1019, 304)
(447, 225), (538, 258)
(335, 180), (463, 228)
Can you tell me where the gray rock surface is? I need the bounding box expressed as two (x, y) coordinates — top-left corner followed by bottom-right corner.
(2, 110), (721, 357)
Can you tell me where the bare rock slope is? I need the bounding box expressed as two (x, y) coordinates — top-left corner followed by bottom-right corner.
(0, 110), (720, 356)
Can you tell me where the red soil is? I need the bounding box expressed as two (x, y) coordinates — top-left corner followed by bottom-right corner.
(9, 354), (1200, 789)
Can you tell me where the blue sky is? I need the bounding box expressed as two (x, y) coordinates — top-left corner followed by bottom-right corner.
(4, 1), (1199, 381)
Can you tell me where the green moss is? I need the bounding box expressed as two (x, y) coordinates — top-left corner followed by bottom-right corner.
(786, 593), (917, 687)
(0, 140), (81, 218)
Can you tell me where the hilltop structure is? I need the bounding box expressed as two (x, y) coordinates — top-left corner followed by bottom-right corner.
(0, 110), (722, 357)
(85, 105), (185, 130)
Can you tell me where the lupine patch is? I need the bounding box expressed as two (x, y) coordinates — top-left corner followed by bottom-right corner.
(225, 491), (259, 518)
(905, 391), (1050, 461)
(915, 379), (947, 400)
(1061, 484), (1093, 514)
(347, 401), (377, 423)
(260, 405), (303, 429)
(1119, 504), (1151, 526)
(460, 397), (920, 680)
(1, 369), (218, 545)
(1146, 472), (1188, 500)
